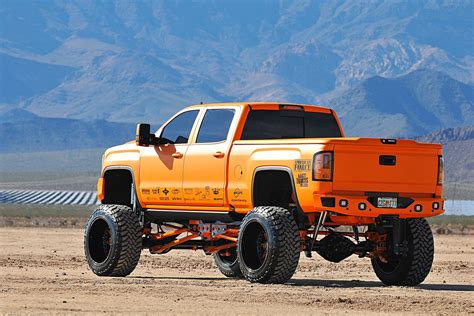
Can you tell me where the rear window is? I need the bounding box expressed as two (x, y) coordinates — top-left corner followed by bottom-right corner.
(241, 110), (342, 140)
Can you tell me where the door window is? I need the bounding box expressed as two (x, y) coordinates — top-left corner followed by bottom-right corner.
(161, 110), (199, 144)
(196, 109), (235, 143)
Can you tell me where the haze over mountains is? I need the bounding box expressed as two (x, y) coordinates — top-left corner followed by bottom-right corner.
(0, 109), (134, 153)
(1, 0), (473, 138)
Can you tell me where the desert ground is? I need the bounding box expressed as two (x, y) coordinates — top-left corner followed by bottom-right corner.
(0, 227), (473, 315)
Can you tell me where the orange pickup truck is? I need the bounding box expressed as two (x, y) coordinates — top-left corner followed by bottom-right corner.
(84, 102), (444, 285)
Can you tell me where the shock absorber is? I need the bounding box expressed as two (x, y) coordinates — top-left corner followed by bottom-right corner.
(305, 211), (328, 258)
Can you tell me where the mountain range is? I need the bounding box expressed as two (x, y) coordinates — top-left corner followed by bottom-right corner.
(330, 69), (473, 136)
(0, 109), (134, 153)
(416, 125), (474, 199)
(0, 0), (473, 137)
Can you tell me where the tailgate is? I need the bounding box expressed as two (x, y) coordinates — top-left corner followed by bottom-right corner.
(332, 139), (440, 194)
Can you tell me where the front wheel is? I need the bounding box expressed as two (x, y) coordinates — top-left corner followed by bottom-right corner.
(84, 204), (142, 277)
(372, 218), (434, 286)
(237, 206), (300, 284)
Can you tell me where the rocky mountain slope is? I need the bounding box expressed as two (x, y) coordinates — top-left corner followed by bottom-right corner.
(329, 70), (473, 137)
(0, 1), (472, 137)
(416, 125), (474, 199)
(417, 125), (474, 144)
(0, 109), (134, 153)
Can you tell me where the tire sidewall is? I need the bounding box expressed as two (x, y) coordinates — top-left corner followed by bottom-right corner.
(213, 249), (241, 277)
(371, 227), (414, 284)
(84, 207), (121, 275)
(371, 218), (433, 286)
(237, 212), (278, 282)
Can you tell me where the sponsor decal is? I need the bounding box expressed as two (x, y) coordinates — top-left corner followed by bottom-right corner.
(195, 187), (210, 200)
(233, 188), (243, 198)
(184, 188), (193, 195)
(172, 189), (180, 195)
(142, 189), (150, 195)
(294, 159), (312, 172)
(296, 173), (309, 187)
(212, 188), (220, 195)
(232, 188), (247, 202)
(163, 188), (169, 195)
(152, 188), (159, 195)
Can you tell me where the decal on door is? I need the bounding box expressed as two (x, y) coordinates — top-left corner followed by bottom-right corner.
(171, 188), (182, 201)
(211, 188), (223, 201)
(231, 188), (247, 203)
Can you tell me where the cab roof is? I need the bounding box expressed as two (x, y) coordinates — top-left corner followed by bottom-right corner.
(183, 102), (333, 113)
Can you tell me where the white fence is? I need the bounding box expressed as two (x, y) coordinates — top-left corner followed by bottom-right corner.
(0, 190), (98, 205)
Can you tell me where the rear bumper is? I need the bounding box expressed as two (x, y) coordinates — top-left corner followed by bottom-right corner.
(313, 193), (444, 218)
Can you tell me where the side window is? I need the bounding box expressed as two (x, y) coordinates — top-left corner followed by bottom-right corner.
(196, 109), (235, 143)
(161, 110), (199, 144)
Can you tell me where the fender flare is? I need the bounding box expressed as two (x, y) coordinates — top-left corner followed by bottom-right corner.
(101, 166), (140, 209)
(251, 166), (307, 226)
(102, 165), (136, 182)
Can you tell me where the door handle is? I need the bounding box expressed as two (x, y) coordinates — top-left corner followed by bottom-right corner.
(213, 151), (225, 158)
(172, 152), (183, 159)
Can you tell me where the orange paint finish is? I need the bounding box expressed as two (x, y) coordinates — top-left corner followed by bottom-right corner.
(99, 102), (445, 225)
(97, 177), (104, 202)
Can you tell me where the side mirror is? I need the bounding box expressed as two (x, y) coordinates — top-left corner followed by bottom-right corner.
(136, 123), (152, 146)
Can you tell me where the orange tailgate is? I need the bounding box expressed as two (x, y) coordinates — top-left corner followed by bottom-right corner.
(332, 138), (441, 195)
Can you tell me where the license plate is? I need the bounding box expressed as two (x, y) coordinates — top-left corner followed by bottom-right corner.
(377, 197), (398, 208)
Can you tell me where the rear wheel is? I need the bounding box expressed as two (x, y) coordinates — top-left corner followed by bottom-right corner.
(237, 206), (300, 284)
(372, 218), (434, 286)
(213, 248), (242, 278)
(84, 204), (142, 276)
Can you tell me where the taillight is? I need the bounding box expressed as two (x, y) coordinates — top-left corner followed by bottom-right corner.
(313, 151), (333, 181)
(437, 156), (444, 185)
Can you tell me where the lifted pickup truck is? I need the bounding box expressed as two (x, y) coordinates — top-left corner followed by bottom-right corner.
(85, 102), (444, 285)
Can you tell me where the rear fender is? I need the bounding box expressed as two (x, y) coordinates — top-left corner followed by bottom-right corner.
(252, 166), (307, 227)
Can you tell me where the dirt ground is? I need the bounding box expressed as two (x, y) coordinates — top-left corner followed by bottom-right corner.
(0, 227), (473, 315)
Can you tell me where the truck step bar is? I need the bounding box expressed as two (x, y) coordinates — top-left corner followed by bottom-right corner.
(144, 209), (242, 223)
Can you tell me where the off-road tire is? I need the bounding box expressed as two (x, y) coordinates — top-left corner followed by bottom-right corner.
(84, 204), (142, 277)
(213, 248), (242, 278)
(237, 206), (300, 284)
(372, 218), (434, 286)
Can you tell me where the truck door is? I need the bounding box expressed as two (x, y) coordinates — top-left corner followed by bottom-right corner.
(182, 108), (236, 206)
(139, 110), (200, 207)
